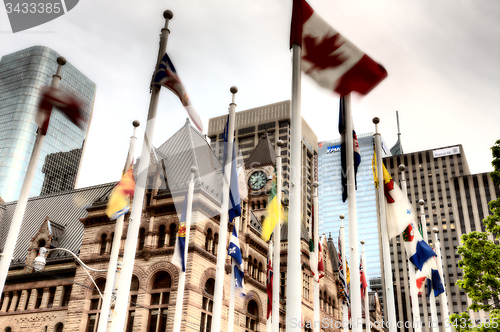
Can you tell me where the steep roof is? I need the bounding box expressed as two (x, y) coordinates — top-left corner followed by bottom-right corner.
(327, 234), (339, 273)
(244, 132), (277, 169)
(0, 182), (116, 265)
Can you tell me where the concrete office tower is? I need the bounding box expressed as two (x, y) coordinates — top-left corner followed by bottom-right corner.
(0, 46), (96, 202)
(384, 145), (500, 331)
(207, 100), (318, 224)
(318, 134), (391, 286)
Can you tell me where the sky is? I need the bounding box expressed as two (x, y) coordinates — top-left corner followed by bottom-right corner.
(1, 0), (499, 189)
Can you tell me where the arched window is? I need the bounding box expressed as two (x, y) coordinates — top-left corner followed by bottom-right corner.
(245, 300), (259, 331)
(205, 229), (213, 252)
(54, 323), (64, 332)
(38, 239), (46, 248)
(169, 224), (177, 247)
(125, 276), (140, 332)
(323, 291), (327, 311)
(252, 259), (258, 279)
(328, 297), (332, 315)
(263, 200), (267, 209)
(5, 327), (11, 332)
(109, 233), (115, 253)
(257, 201), (261, 209)
(248, 255), (253, 276)
(258, 262), (263, 282)
(100, 234), (107, 255)
(158, 225), (166, 248)
(212, 233), (219, 255)
(251, 202), (255, 210)
(138, 228), (145, 250)
(200, 278), (215, 332)
(86, 278), (106, 332)
(148, 272), (171, 332)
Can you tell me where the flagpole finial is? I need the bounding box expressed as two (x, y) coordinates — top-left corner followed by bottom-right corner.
(432, 227), (438, 233)
(133, 120), (140, 127)
(339, 214), (345, 219)
(190, 166), (197, 174)
(230, 86), (238, 94)
(163, 10), (173, 19)
(312, 182), (318, 188)
(418, 199), (425, 206)
(57, 57), (66, 66)
(372, 117), (380, 124)
(277, 140), (284, 147)
(360, 240), (365, 245)
(398, 164), (405, 172)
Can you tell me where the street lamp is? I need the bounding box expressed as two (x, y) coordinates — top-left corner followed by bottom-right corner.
(33, 247), (108, 299)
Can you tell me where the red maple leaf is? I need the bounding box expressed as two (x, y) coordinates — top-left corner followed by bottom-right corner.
(303, 33), (346, 74)
(384, 179), (395, 203)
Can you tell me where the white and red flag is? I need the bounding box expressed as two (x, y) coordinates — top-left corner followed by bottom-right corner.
(317, 236), (325, 281)
(290, 0), (388, 96)
(36, 87), (84, 135)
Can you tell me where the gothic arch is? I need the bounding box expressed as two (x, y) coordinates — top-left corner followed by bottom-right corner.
(243, 290), (264, 323)
(145, 261), (180, 288)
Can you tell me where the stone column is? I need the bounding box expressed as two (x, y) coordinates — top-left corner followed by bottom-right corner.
(53, 285), (64, 307)
(1, 292), (10, 312)
(26, 288), (37, 310)
(40, 287), (50, 309)
(16, 289), (28, 311)
(8, 291), (18, 312)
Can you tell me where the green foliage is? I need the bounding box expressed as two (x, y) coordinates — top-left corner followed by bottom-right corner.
(452, 140), (500, 331)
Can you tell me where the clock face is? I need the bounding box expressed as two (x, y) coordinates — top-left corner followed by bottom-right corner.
(248, 171), (267, 191)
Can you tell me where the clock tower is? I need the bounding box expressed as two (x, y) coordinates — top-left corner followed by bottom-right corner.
(244, 132), (278, 224)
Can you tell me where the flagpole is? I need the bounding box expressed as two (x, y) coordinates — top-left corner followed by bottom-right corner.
(0, 56), (66, 294)
(373, 117), (398, 332)
(344, 94), (362, 332)
(419, 200), (439, 332)
(97, 120), (140, 332)
(361, 241), (370, 332)
(172, 167), (197, 332)
(267, 239), (273, 332)
(287, 43), (303, 331)
(432, 227), (451, 332)
(313, 181), (320, 332)
(228, 216), (240, 331)
(340, 215), (349, 332)
(111, 11), (173, 332)
(212, 86), (238, 332)
(273, 140), (283, 332)
(399, 165), (422, 332)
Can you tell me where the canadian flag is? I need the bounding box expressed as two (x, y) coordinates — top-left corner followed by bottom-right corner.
(36, 87), (84, 135)
(290, 0), (388, 96)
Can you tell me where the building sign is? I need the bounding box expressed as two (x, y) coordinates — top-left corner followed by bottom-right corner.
(326, 145), (341, 154)
(433, 146), (460, 158)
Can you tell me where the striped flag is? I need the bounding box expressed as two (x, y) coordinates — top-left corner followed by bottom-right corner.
(228, 228), (246, 296)
(290, 0), (387, 96)
(172, 194), (189, 272)
(36, 87), (84, 135)
(105, 163), (136, 220)
(153, 53), (203, 132)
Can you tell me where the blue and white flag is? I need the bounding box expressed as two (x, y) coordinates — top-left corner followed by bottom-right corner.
(339, 96), (361, 202)
(172, 194), (188, 272)
(228, 228), (246, 295)
(222, 116), (242, 223)
(153, 53), (203, 132)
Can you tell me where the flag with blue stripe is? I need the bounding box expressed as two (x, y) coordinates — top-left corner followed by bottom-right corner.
(228, 228), (246, 295)
(172, 194), (188, 272)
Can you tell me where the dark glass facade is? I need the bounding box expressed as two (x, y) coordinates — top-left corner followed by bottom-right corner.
(0, 46), (95, 202)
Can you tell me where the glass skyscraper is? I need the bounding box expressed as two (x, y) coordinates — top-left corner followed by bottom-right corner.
(0, 46), (95, 202)
(318, 133), (391, 283)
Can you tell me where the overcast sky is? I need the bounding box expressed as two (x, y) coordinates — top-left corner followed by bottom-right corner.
(1, 0), (499, 189)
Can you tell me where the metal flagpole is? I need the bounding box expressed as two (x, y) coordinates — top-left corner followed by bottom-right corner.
(267, 239), (273, 332)
(228, 216), (240, 331)
(344, 94), (362, 332)
(361, 241), (370, 332)
(0, 56), (66, 294)
(287, 42), (303, 332)
(111, 11), (173, 332)
(212, 86), (238, 332)
(373, 117), (397, 332)
(433, 227), (451, 332)
(313, 182), (320, 332)
(173, 167), (197, 332)
(272, 140), (283, 332)
(97, 120), (140, 332)
(340, 215), (349, 332)
(399, 164), (422, 332)
(419, 200), (439, 332)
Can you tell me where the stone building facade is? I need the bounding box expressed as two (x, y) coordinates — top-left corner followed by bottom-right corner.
(0, 120), (356, 332)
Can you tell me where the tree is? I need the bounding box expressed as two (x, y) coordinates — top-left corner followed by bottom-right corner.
(450, 140), (500, 331)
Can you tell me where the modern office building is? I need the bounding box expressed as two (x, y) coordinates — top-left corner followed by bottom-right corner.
(384, 145), (500, 331)
(318, 133), (391, 284)
(207, 100), (318, 224)
(0, 46), (96, 202)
